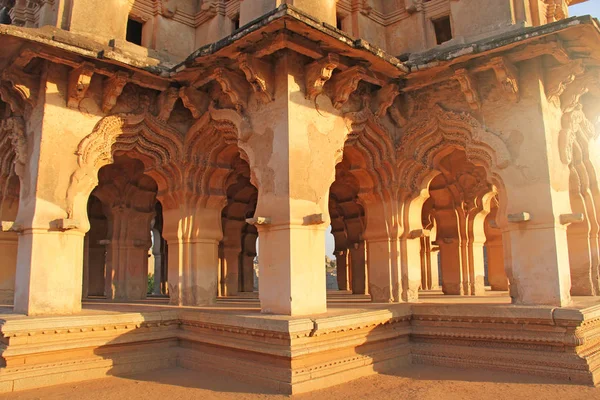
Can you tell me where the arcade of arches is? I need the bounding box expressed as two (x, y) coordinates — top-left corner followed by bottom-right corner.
(1, 46), (600, 316)
(2, 0), (600, 394)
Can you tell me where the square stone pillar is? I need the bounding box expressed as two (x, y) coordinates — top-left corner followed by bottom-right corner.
(365, 238), (393, 302)
(486, 240), (508, 291)
(400, 235), (422, 301)
(162, 205), (222, 306)
(241, 229), (258, 292)
(468, 239), (487, 296)
(257, 224), (328, 314)
(488, 58), (574, 306)
(439, 240), (464, 295)
(0, 197), (18, 304)
(222, 245), (242, 296)
(430, 246), (440, 290)
(335, 250), (350, 291)
(246, 51), (347, 315)
(349, 241), (367, 295)
(15, 230), (85, 315)
(12, 62), (102, 315)
(103, 207), (153, 301)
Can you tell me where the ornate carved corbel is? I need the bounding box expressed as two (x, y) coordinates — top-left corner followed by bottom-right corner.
(327, 65), (366, 109)
(179, 86), (209, 119)
(453, 68), (480, 110)
(0, 82), (25, 115)
(67, 62), (95, 109)
(545, 59), (585, 100)
(237, 53), (274, 104)
(560, 77), (588, 113)
(102, 71), (129, 114)
(371, 83), (400, 117)
(304, 53), (339, 101)
(213, 67), (249, 111)
(160, 0), (177, 18)
(405, 0), (419, 13)
(360, 0), (373, 15)
(490, 57), (519, 102)
(558, 104), (595, 164)
(2, 68), (39, 107)
(156, 87), (179, 121)
(3, 116), (26, 177)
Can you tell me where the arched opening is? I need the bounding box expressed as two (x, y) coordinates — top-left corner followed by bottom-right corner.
(484, 201), (508, 291)
(83, 155), (162, 301)
(83, 194), (107, 298)
(328, 152), (368, 295)
(149, 201), (168, 296)
(567, 141), (600, 295)
(218, 148), (258, 297)
(0, 100), (22, 305)
(0, 173), (18, 304)
(325, 225), (339, 291)
(418, 148), (506, 296)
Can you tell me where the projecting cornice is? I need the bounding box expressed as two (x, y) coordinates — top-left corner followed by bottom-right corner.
(0, 6), (599, 113)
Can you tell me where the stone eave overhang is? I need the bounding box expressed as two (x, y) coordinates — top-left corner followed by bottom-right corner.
(0, 9), (598, 95)
(403, 15), (600, 92)
(176, 4), (408, 83)
(0, 24), (175, 91)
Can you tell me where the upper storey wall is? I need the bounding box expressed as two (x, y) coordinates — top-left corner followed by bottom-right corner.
(0, 0), (589, 61)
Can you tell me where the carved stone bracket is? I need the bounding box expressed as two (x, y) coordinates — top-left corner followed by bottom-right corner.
(453, 68), (480, 111)
(157, 87), (179, 121)
(161, 0), (178, 18)
(305, 53), (339, 101)
(193, 67), (249, 112)
(238, 53), (274, 104)
(558, 104), (596, 164)
(327, 65), (366, 109)
(0, 81), (25, 116)
(545, 59), (585, 101)
(179, 86), (210, 119)
(490, 57), (519, 102)
(2, 69), (39, 108)
(0, 116), (27, 178)
(67, 62), (95, 109)
(214, 68), (249, 111)
(371, 83), (400, 117)
(102, 71), (129, 114)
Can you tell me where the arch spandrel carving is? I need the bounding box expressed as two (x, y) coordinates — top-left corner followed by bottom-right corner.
(397, 104), (511, 195)
(67, 99), (254, 230)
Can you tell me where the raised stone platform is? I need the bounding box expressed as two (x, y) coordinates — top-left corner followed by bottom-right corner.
(0, 295), (599, 394)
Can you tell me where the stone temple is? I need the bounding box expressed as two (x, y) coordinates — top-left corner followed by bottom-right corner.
(0, 0), (599, 394)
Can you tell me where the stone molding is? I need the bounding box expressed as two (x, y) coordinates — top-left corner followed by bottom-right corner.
(0, 303), (599, 393)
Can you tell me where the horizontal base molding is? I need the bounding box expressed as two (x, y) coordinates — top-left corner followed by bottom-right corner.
(0, 302), (599, 393)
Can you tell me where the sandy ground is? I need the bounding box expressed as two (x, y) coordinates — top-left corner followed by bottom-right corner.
(1, 365), (599, 400)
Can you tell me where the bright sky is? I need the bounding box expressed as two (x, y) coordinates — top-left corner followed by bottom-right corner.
(322, 1), (600, 259)
(569, 1), (600, 18)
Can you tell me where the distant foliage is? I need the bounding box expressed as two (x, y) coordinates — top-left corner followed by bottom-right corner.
(147, 274), (154, 294)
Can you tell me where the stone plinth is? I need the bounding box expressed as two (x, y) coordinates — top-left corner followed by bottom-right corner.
(1, 300), (600, 394)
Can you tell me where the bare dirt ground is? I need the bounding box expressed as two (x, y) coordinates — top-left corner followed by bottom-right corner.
(1, 365), (599, 400)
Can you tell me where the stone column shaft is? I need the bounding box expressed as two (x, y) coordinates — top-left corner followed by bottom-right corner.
(336, 251), (349, 291)
(163, 205), (222, 306)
